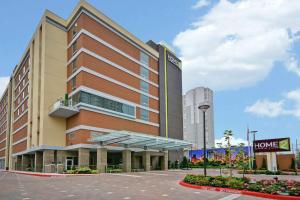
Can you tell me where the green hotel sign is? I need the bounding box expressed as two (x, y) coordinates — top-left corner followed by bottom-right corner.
(253, 138), (291, 153)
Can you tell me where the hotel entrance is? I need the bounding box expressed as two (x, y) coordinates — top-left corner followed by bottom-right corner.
(65, 157), (78, 170)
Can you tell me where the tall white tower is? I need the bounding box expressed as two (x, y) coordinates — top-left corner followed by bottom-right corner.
(183, 87), (215, 149)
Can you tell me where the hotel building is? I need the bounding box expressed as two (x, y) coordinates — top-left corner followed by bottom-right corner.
(0, 0), (190, 172)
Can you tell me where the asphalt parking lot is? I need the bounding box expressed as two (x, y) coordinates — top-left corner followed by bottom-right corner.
(0, 169), (271, 200)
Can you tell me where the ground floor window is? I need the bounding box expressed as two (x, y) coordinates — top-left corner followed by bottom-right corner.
(0, 159), (5, 169)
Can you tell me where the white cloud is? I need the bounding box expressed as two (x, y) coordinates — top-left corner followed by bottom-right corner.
(173, 0), (300, 91)
(0, 77), (9, 97)
(215, 136), (248, 147)
(192, 0), (211, 9)
(245, 99), (284, 117)
(245, 89), (300, 118)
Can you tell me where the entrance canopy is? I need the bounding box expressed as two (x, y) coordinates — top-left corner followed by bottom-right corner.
(89, 131), (193, 151)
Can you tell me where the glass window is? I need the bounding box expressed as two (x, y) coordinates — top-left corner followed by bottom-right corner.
(140, 67), (149, 79)
(80, 92), (90, 104)
(140, 81), (149, 93)
(72, 24), (78, 38)
(140, 52), (149, 65)
(141, 94), (149, 107)
(72, 59), (77, 73)
(140, 109), (149, 121)
(71, 77), (76, 91)
(72, 41), (77, 54)
(76, 91), (135, 117)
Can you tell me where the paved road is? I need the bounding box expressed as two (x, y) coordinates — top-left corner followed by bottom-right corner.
(0, 170), (269, 200)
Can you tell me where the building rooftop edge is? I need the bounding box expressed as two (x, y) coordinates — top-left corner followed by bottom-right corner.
(10, 0), (159, 78)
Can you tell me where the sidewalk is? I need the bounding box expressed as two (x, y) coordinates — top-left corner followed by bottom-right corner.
(4, 170), (99, 177)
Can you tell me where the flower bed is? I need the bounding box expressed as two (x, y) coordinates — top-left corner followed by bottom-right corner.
(182, 174), (300, 197)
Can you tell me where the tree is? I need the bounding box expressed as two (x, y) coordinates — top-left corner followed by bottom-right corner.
(224, 130), (233, 176)
(180, 156), (189, 169)
(236, 143), (247, 178)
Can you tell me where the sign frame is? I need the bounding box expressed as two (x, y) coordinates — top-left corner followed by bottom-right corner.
(253, 137), (291, 153)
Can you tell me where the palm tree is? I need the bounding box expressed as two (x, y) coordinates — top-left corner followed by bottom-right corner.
(224, 130), (233, 176)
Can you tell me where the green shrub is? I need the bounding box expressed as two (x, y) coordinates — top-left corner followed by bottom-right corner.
(265, 170), (282, 175)
(248, 183), (262, 192)
(183, 174), (199, 184)
(195, 176), (211, 186)
(288, 186), (300, 196)
(210, 176), (227, 187)
(226, 178), (245, 190)
(264, 184), (281, 194)
(180, 156), (189, 169)
(91, 170), (98, 174)
(66, 170), (77, 174)
(77, 167), (92, 174)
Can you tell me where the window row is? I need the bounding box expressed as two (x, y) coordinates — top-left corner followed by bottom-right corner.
(0, 105), (7, 119)
(0, 122), (7, 134)
(14, 100), (28, 119)
(72, 91), (135, 118)
(15, 63), (29, 86)
(139, 52), (150, 121)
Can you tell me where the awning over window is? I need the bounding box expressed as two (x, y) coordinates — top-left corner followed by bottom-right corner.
(89, 131), (193, 151)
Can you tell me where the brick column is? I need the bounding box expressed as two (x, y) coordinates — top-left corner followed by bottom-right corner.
(122, 149), (131, 172)
(43, 150), (54, 173)
(57, 150), (68, 173)
(143, 151), (151, 171)
(34, 151), (43, 172)
(97, 148), (107, 173)
(22, 155), (30, 171)
(78, 148), (90, 168)
(161, 151), (168, 171)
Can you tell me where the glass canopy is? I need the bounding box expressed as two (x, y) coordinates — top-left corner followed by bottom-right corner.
(89, 131), (193, 150)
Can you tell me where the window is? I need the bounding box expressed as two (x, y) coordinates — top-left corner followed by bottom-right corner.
(72, 59), (77, 73)
(140, 52), (149, 65)
(72, 41), (77, 54)
(72, 23), (78, 38)
(141, 94), (149, 107)
(22, 104), (24, 112)
(140, 81), (149, 92)
(23, 67), (26, 74)
(71, 77), (76, 91)
(17, 109), (20, 116)
(140, 109), (149, 121)
(18, 86), (21, 92)
(78, 91), (135, 117)
(22, 92), (25, 99)
(23, 79), (25, 86)
(18, 74), (21, 81)
(140, 67), (149, 79)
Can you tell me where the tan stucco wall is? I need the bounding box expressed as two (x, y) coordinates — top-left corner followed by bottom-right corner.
(39, 21), (67, 147)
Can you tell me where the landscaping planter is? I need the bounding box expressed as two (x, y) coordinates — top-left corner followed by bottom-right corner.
(179, 181), (300, 200)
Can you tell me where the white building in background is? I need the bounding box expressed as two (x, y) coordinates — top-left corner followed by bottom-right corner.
(183, 87), (215, 149)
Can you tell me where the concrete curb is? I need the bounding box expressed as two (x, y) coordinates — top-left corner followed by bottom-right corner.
(179, 181), (300, 200)
(5, 170), (99, 177)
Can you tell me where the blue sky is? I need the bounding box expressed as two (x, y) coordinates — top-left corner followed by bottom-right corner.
(1, 0), (300, 148)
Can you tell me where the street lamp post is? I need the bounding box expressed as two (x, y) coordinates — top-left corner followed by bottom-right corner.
(251, 130), (258, 170)
(198, 104), (210, 177)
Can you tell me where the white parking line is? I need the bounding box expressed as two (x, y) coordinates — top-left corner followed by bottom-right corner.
(139, 172), (170, 176)
(109, 174), (142, 178)
(218, 194), (241, 200)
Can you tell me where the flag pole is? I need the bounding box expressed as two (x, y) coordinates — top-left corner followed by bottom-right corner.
(247, 125), (251, 169)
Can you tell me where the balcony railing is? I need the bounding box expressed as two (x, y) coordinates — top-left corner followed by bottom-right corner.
(49, 99), (79, 118)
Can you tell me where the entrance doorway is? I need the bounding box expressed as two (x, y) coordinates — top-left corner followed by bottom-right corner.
(66, 158), (74, 170)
